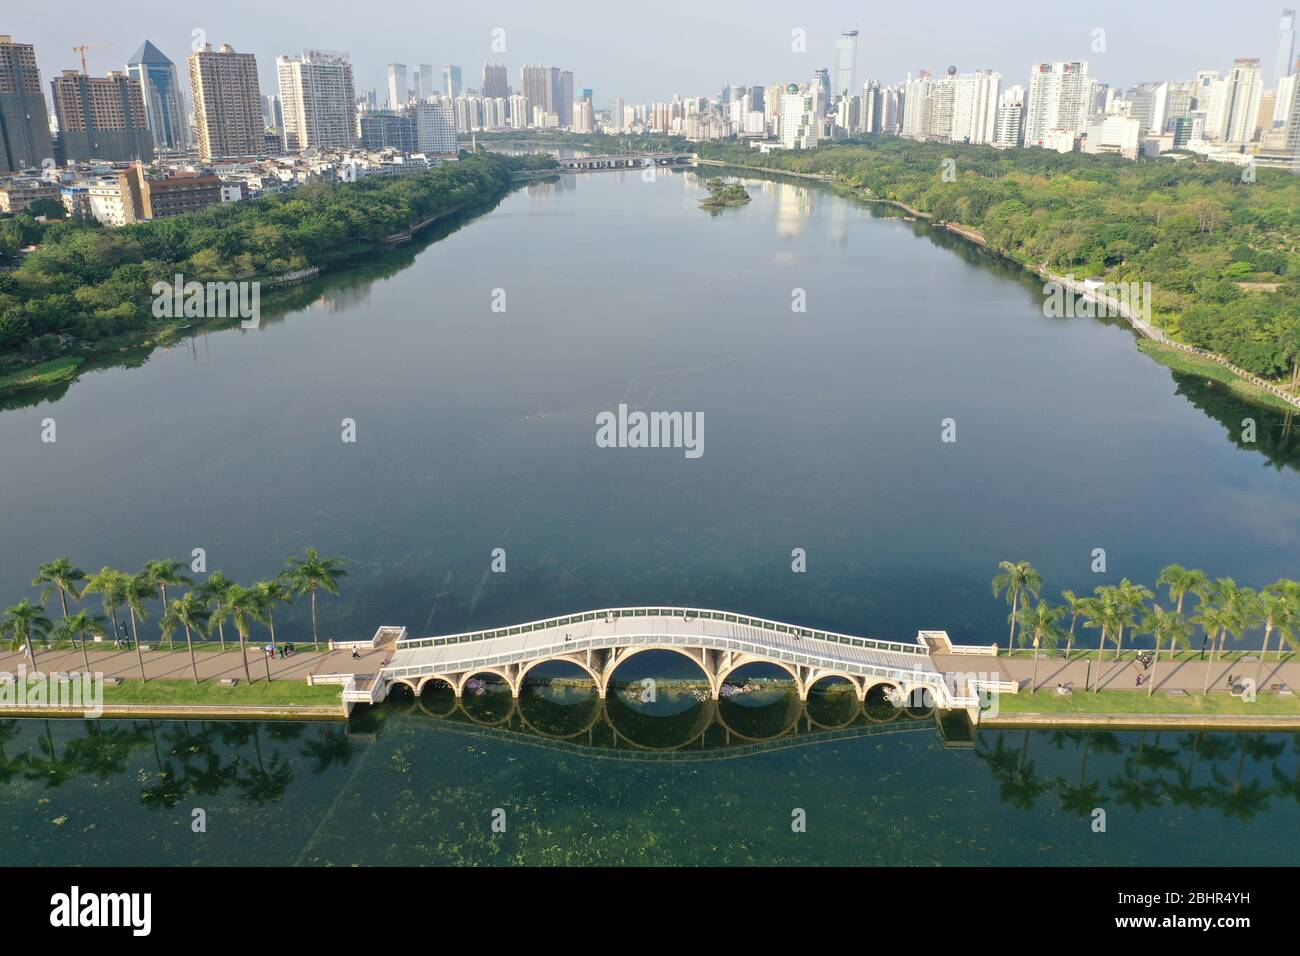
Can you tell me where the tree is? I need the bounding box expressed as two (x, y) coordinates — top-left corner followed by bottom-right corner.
(32, 558), (86, 620)
(1061, 589), (1085, 657)
(197, 572), (237, 650)
(160, 592), (208, 685)
(284, 548), (347, 647)
(992, 560), (1041, 651)
(1194, 602), (1235, 695)
(1016, 599), (1066, 693)
(1082, 590), (1122, 692)
(1156, 565), (1210, 616)
(1112, 579), (1154, 659)
(53, 610), (108, 672)
(1138, 605), (1192, 697)
(252, 577), (292, 660)
(124, 573), (155, 681)
(141, 560), (191, 648)
(1, 600), (52, 670)
(220, 585), (267, 684)
(83, 568), (130, 658)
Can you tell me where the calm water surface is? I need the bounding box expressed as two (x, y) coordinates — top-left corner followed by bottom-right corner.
(2, 167), (1298, 864)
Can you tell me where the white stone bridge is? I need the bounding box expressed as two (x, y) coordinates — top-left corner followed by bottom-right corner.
(378, 607), (989, 710)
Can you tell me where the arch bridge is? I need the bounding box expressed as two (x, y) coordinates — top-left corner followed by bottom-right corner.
(379, 607), (980, 710)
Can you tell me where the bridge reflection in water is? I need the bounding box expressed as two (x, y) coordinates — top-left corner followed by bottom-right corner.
(375, 677), (968, 760)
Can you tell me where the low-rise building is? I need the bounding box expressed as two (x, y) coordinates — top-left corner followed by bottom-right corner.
(0, 176), (60, 213)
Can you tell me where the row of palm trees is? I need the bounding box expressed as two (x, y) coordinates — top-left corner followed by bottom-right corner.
(992, 560), (1300, 695)
(0, 549), (347, 686)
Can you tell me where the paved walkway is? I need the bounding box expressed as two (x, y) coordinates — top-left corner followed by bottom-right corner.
(932, 651), (1299, 694)
(0, 645), (391, 682)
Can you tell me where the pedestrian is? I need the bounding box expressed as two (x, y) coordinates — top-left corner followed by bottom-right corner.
(1135, 674), (1143, 687)
(351, 647), (360, 660)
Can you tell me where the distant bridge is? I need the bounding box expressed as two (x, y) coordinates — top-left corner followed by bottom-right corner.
(549, 152), (695, 171)
(377, 607), (993, 709)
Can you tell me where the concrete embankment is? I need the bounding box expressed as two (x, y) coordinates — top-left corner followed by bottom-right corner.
(2, 703), (347, 721)
(982, 712), (1300, 731)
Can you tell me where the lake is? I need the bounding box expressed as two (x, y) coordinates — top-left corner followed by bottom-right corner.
(1, 165), (1298, 864)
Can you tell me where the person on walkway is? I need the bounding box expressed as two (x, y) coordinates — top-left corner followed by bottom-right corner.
(351, 647), (360, 660)
(1135, 674), (1144, 687)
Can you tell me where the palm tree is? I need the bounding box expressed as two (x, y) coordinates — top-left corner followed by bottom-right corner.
(1156, 565), (1210, 617)
(220, 585), (267, 684)
(992, 560), (1041, 652)
(1016, 599), (1066, 693)
(1194, 603), (1234, 694)
(252, 577), (292, 653)
(1112, 579), (1153, 659)
(83, 568), (130, 657)
(284, 548), (348, 647)
(53, 610), (107, 672)
(123, 573), (156, 681)
(1, 600), (52, 670)
(32, 558), (86, 621)
(1061, 589), (1085, 657)
(160, 592), (208, 684)
(141, 560), (191, 648)
(1082, 590), (1121, 692)
(1138, 605), (1192, 697)
(197, 572), (237, 650)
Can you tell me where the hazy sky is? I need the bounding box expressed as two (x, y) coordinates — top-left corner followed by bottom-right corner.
(12, 0), (1296, 107)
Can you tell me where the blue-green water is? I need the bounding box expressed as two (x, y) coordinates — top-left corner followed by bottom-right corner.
(2, 167), (1299, 865)
(3, 708), (1298, 865)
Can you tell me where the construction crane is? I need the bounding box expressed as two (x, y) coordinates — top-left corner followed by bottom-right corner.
(71, 42), (110, 76)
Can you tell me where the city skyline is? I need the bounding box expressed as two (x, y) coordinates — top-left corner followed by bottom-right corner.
(9, 0), (1295, 109)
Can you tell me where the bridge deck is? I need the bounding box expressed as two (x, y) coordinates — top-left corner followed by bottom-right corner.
(384, 611), (942, 687)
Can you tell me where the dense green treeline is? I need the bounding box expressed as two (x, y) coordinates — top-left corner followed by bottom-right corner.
(0, 151), (531, 361)
(486, 131), (1300, 383)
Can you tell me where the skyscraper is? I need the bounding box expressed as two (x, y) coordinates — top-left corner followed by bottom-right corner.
(1273, 9), (1297, 88)
(387, 63), (407, 109)
(482, 62), (508, 98)
(834, 31), (859, 97)
(443, 65), (462, 99)
(126, 40), (188, 150)
(1221, 58), (1263, 143)
(277, 49), (356, 151)
(521, 63), (548, 124)
(50, 70), (154, 162)
(188, 43), (263, 162)
(415, 64), (433, 100)
(0, 36), (54, 173)
(949, 70), (1000, 144)
(1023, 61), (1092, 147)
(558, 70), (574, 126)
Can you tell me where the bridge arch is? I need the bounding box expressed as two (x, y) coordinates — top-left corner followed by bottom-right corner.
(518, 656), (604, 697)
(716, 656), (803, 700)
(415, 674), (458, 696)
(602, 645), (717, 699)
(457, 667), (516, 698)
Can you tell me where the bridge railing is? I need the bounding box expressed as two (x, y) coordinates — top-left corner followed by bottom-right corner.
(385, 630), (957, 703)
(397, 606), (929, 656)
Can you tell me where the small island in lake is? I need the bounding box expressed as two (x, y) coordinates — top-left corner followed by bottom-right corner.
(699, 178), (751, 209)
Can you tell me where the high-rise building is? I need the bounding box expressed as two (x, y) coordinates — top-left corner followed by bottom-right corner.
(1024, 61), (1091, 147)
(357, 109), (415, 150)
(1273, 9), (1297, 88)
(412, 97), (456, 152)
(414, 65), (433, 100)
(834, 30), (859, 97)
(994, 85), (1025, 146)
(1285, 61), (1300, 157)
(277, 49), (356, 151)
(901, 71), (933, 138)
(482, 62), (508, 99)
(520, 64), (548, 124)
(50, 70), (154, 162)
(607, 96), (624, 132)
(780, 83), (819, 148)
(0, 36), (54, 173)
(443, 65), (462, 100)
(126, 40), (188, 150)
(1220, 58), (1263, 144)
(188, 43), (263, 162)
(949, 70), (1000, 144)
(558, 70), (574, 126)
(387, 63), (406, 109)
